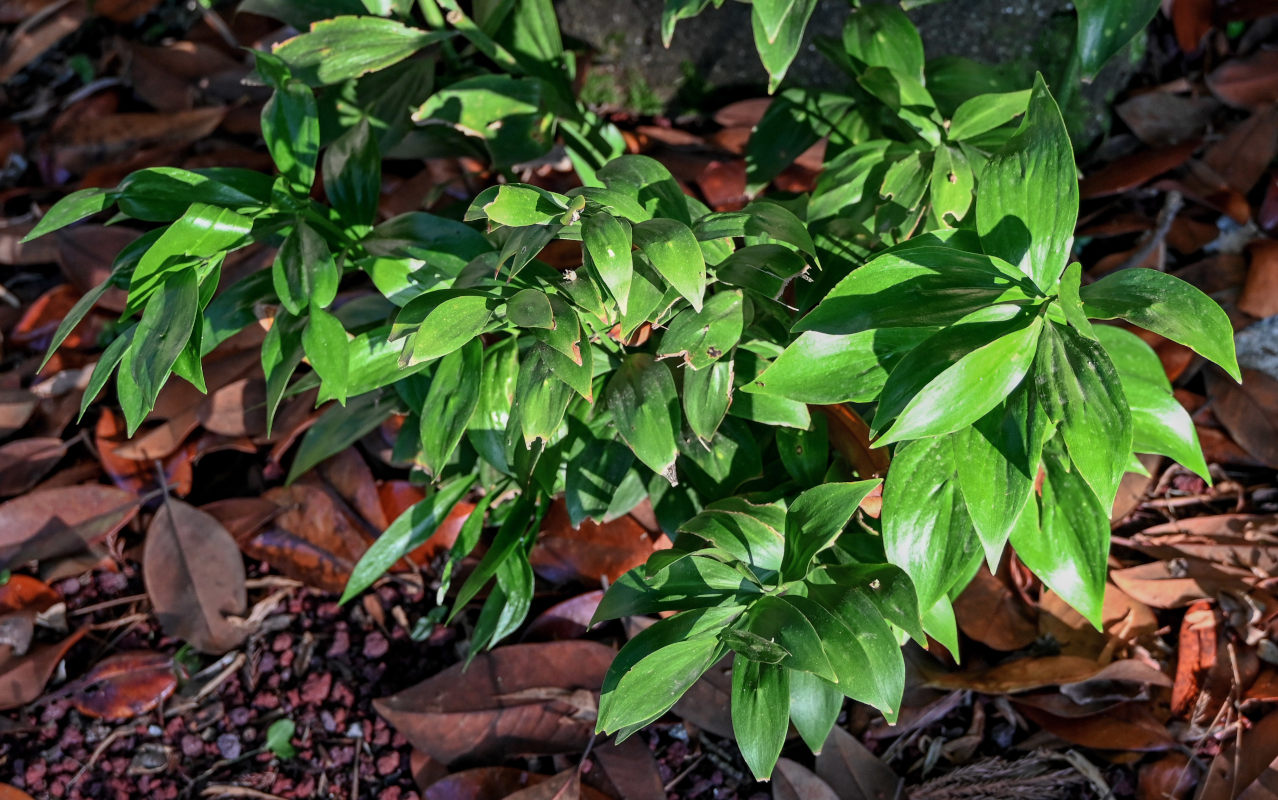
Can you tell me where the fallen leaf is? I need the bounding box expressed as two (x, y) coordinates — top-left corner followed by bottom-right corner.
(819, 404), (890, 478)
(1115, 91), (1217, 147)
(1111, 558), (1259, 608)
(1038, 584), (1159, 658)
(70, 651), (176, 720)
(953, 564), (1038, 652)
(1261, 170), (1278, 233)
(1206, 50), (1278, 109)
(530, 501), (665, 585)
(128, 40), (246, 111)
(46, 107), (227, 177)
(1138, 752), (1196, 800)
(503, 768), (607, 800)
(1241, 240), (1278, 319)
(1017, 702), (1176, 751)
(53, 225), (137, 311)
(318, 448), (388, 531)
(1205, 368), (1278, 468)
(593, 735), (665, 800)
(523, 591), (603, 642)
(671, 654), (734, 739)
(0, 574), (60, 614)
(0, 437), (67, 496)
(374, 641), (613, 765)
(10, 284), (104, 352)
(697, 159), (748, 212)
(1172, 0), (1212, 52)
(95, 408), (195, 496)
(0, 626), (87, 709)
(922, 655), (1109, 694)
(422, 767), (547, 800)
(1079, 140), (1199, 199)
(200, 497), (280, 543)
(197, 378), (267, 438)
(814, 726), (901, 800)
(775, 758), (840, 800)
(1172, 600), (1234, 722)
(0, 1), (88, 83)
(1204, 106), (1278, 194)
(243, 483), (371, 593)
(0, 390), (37, 438)
(143, 498), (249, 654)
(0, 483), (138, 570)
(0, 783), (37, 800)
(1196, 710), (1278, 800)
(714, 98), (771, 128)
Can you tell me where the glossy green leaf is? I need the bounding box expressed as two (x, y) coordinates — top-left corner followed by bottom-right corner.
(683, 357), (733, 442)
(530, 295), (583, 364)
(419, 338), (483, 476)
(1080, 268), (1241, 382)
(750, 327), (935, 404)
(129, 203), (252, 310)
(921, 595), (960, 656)
(116, 167), (270, 222)
(512, 348), (574, 447)
(362, 212), (490, 273)
(859, 69), (941, 147)
(23, 188), (114, 242)
(775, 416), (829, 487)
(658, 290), (743, 370)
(273, 15), (449, 85)
(882, 434), (981, 610)
(714, 244), (806, 299)
(450, 495), (538, 618)
(120, 270), (199, 434)
(677, 417), (761, 500)
(505, 288), (555, 329)
(583, 213), (634, 314)
(262, 81), (319, 192)
(873, 308), (1042, 444)
(606, 354), (680, 482)
(1033, 321), (1132, 510)
(731, 656), (789, 780)
(679, 497), (785, 573)
(947, 89), (1032, 141)
(476, 184), (567, 226)
(788, 671), (842, 754)
(1075, 0), (1160, 78)
(929, 145), (974, 224)
(789, 589), (902, 719)
(273, 221), (340, 315)
(751, 0), (819, 92)
(632, 218), (707, 312)
(1012, 443), (1108, 627)
(261, 310), (305, 436)
(341, 475), (475, 602)
(745, 89), (856, 192)
(565, 431), (635, 526)
(286, 392), (392, 484)
(396, 291), (496, 365)
(661, 0), (713, 46)
(841, 2), (924, 80)
(593, 556), (756, 621)
(301, 307), (350, 404)
(781, 481), (880, 580)
(324, 117), (380, 226)
(598, 155), (690, 225)
(413, 75), (550, 167)
(975, 75), (1077, 292)
(738, 596), (836, 681)
(820, 563), (926, 645)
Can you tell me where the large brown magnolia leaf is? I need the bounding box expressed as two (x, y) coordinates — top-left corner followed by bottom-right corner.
(0, 484), (138, 570)
(0, 437), (67, 496)
(0, 390), (36, 439)
(374, 641), (614, 765)
(1209, 368), (1278, 468)
(1206, 50), (1278, 110)
(46, 107), (227, 176)
(814, 726), (901, 800)
(1196, 711), (1278, 800)
(70, 651), (176, 720)
(1017, 702), (1176, 751)
(0, 626), (87, 710)
(921, 655), (1111, 694)
(142, 499), (248, 654)
(530, 500), (664, 585)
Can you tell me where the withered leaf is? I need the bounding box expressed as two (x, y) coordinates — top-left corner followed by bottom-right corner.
(530, 501), (664, 585)
(0, 483), (138, 570)
(593, 735), (665, 800)
(0, 437), (67, 496)
(0, 626), (87, 710)
(775, 758), (840, 800)
(70, 651), (176, 720)
(814, 726), (901, 800)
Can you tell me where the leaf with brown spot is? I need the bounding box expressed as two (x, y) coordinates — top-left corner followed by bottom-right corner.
(1207, 51), (1278, 110)
(953, 564), (1038, 652)
(0, 437), (67, 496)
(374, 641), (614, 765)
(530, 500), (665, 585)
(592, 735), (665, 800)
(70, 651), (176, 720)
(0, 626), (87, 710)
(0, 484), (138, 570)
(814, 726), (901, 800)
(775, 758), (840, 800)
(143, 499), (248, 654)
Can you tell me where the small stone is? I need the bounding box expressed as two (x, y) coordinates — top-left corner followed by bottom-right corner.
(376, 752), (400, 776)
(300, 671), (332, 704)
(216, 733), (242, 760)
(327, 627), (350, 658)
(363, 632), (389, 659)
(180, 736), (204, 758)
(272, 632), (293, 652)
(229, 707), (251, 726)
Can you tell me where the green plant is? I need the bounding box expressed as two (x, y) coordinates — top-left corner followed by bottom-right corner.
(23, 0), (1236, 783)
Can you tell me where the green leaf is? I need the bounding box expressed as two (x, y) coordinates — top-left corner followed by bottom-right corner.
(661, 0), (713, 46)
(273, 221), (340, 315)
(436, 489), (497, 604)
(1012, 443), (1108, 627)
(261, 311), (305, 435)
(739, 595), (836, 681)
(882, 434), (981, 611)
(419, 338), (483, 476)
(820, 563), (926, 646)
(362, 212), (490, 272)
(266, 719), (297, 759)
(1058, 262), (1095, 337)
(781, 481), (880, 580)
(324, 117), (380, 226)
(731, 656), (789, 780)
(468, 340), (519, 474)
(745, 89), (855, 192)
(583, 213), (634, 314)
(476, 184), (567, 226)
(1075, 0), (1160, 78)
(529, 294), (583, 364)
(606, 354), (680, 482)
(1096, 325), (1209, 481)
(741, 200), (817, 256)
(396, 290), (497, 365)
(714, 244), (807, 299)
(79, 325), (135, 421)
(1033, 320), (1132, 510)
(286, 392), (392, 484)
(751, 0), (819, 92)
(262, 81), (319, 192)
(776, 416), (829, 487)
(921, 595), (960, 656)
(632, 218), (707, 312)
(975, 74), (1077, 292)
(658, 290), (744, 370)
(41, 274), (116, 372)
(128, 203), (252, 310)
(956, 379), (1049, 567)
(929, 145), (974, 225)
(471, 548), (534, 652)
(505, 288), (555, 329)
(116, 167), (271, 222)
(496, 223), (561, 281)
(789, 671), (842, 754)
(413, 75), (550, 168)
(873, 308), (1042, 444)
(679, 497), (786, 573)
(788, 589), (902, 719)
(301, 307), (350, 404)
(449, 495), (538, 618)
(1080, 268), (1240, 382)
(565, 431), (635, 526)
(683, 357), (733, 442)
(273, 16), (449, 85)
(121, 270), (199, 434)
(677, 417), (761, 499)
(947, 89), (1032, 141)
(841, 2), (925, 81)
(598, 155), (690, 225)
(536, 339), (594, 402)
(594, 556), (756, 621)
(342, 474), (475, 602)
(512, 348), (574, 447)
(23, 188), (114, 241)
(794, 243), (1034, 336)
(748, 327), (934, 405)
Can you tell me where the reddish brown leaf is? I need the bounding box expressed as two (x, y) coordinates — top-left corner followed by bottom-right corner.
(1138, 752), (1196, 800)
(530, 501), (665, 585)
(423, 767), (547, 800)
(1207, 368), (1278, 468)
(70, 651), (176, 720)
(697, 159), (748, 212)
(319, 449), (388, 531)
(1171, 600), (1241, 722)
(1110, 558), (1259, 608)
(93, 0), (161, 21)
(1172, 0), (1212, 52)
(1167, 213), (1220, 254)
(953, 564), (1038, 652)
(128, 40), (244, 111)
(1207, 50), (1278, 110)
(523, 591), (603, 642)
(819, 404), (890, 479)
(713, 98), (771, 128)
(378, 480), (426, 525)
(53, 225), (137, 312)
(95, 408), (194, 496)
(0, 783), (37, 800)
(0, 390), (36, 439)
(201, 497), (280, 543)
(1241, 240), (1278, 319)
(592, 735), (665, 800)
(0, 2), (88, 83)
(1038, 585), (1158, 659)
(111, 405), (201, 461)
(1079, 141), (1199, 199)
(1261, 170), (1278, 233)
(1205, 106), (1278, 195)
(1017, 702), (1176, 751)
(244, 483), (371, 593)
(671, 654), (734, 738)
(775, 758), (840, 800)
(503, 768), (607, 800)
(374, 641), (613, 765)
(47, 107), (227, 176)
(1115, 91), (1217, 147)
(922, 655), (1109, 694)
(0, 575), (59, 615)
(0, 483), (137, 569)
(10, 284), (104, 351)
(814, 726), (901, 800)
(143, 499), (248, 654)
(1197, 710), (1278, 800)
(0, 437), (67, 496)
(197, 378), (267, 437)
(0, 626), (87, 710)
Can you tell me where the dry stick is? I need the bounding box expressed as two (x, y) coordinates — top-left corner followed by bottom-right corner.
(1229, 642), (1245, 799)
(199, 786), (289, 800)
(68, 726), (131, 790)
(1111, 190), (1183, 273)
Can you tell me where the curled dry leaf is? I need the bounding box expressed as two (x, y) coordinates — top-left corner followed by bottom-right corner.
(953, 564), (1038, 652)
(775, 758), (840, 800)
(95, 408), (194, 496)
(0, 483), (137, 570)
(70, 651), (177, 720)
(374, 641), (614, 765)
(1206, 50), (1278, 110)
(592, 735), (665, 800)
(0, 574), (60, 615)
(1195, 709), (1278, 800)
(0, 437), (67, 496)
(814, 725), (901, 800)
(1171, 600), (1246, 723)
(142, 499), (249, 654)
(0, 626), (87, 710)
(530, 500), (666, 585)
(1016, 702), (1176, 751)
(246, 483), (371, 594)
(523, 591), (603, 642)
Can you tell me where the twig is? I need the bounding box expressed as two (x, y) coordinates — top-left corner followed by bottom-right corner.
(68, 726), (130, 790)
(1111, 190), (1182, 273)
(200, 787), (288, 800)
(70, 593), (150, 617)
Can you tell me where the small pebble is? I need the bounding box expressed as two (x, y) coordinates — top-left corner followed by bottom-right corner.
(363, 631), (389, 658)
(216, 733), (242, 760)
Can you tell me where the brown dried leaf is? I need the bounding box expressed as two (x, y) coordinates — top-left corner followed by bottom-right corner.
(671, 654), (734, 738)
(1241, 240), (1278, 319)
(1207, 51), (1278, 110)
(1207, 368), (1278, 468)
(922, 655), (1108, 694)
(1138, 752), (1196, 800)
(713, 98), (771, 128)
(53, 225), (137, 312)
(0, 483), (137, 570)
(201, 497), (280, 543)
(592, 735), (665, 800)
(819, 404), (890, 478)
(70, 650), (176, 720)
(47, 107), (227, 176)
(142, 499), (248, 654)
(422, 767), (547, 800)
(0, 574), (60, 614)
(1038, 584), (1158, 658)
(375, 641), (614, 765)
(523, 591), (603, 642)
(1017, 702), (1176, 751)
(1110, 558), (1259, 608)
(0, 2), (87, 83)
(11, 284), (104, 352)
(1079, 141), (1199, 199)
(243, 483), (371, 593)
(1172, 0), (1212, 52)
(318, 449), (387, 531)
(0, 390), (37, 439)
(814, 726), (901, 800)
(775, 758), (840, 800)
(95, 408), (194, 496)
(0, 437), (67, 496)
(502, 769), (595, 800)
(0, 783), (37, 800)
(953, 564), (1038, 652)
(198, 378), (267, 438)
(0, 626), (86, 710)
(1197, 710), (1278, 800)
(1204, 106), (1278, 195)
(530, 500), (665, 585)
(1115, 91), (1217, 147)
